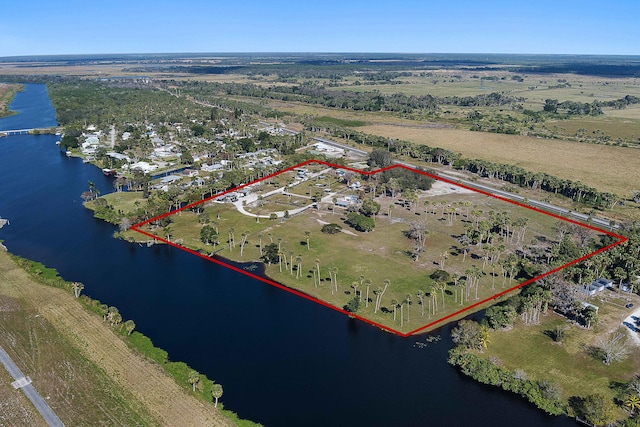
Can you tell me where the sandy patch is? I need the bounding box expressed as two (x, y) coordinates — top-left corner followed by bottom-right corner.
(423, 180), (476, 196)
(622, 307), (640, 347)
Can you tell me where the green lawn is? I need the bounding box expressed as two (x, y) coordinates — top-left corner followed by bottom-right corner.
(138, 169), (564, 334)
(481, 310), (640, 418)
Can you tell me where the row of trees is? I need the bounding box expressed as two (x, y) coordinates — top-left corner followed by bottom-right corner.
(173, 80), (523, 114)
(355, 130), (622, 210)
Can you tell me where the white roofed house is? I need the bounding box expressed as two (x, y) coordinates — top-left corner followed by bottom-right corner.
(583, 278), (613, 296)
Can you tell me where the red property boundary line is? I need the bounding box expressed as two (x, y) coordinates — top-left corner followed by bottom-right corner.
(131, 159), (628, 337)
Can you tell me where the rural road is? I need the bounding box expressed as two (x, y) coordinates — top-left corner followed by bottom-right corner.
(0, 345), (65, 427)
(307, 136), (617, 229)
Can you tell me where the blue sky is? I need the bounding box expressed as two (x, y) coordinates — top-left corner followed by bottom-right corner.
(1, 0), (638, 56)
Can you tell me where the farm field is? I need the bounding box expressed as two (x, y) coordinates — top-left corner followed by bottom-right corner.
(357, 124), (640, 196)
(0, 250), (233, 427)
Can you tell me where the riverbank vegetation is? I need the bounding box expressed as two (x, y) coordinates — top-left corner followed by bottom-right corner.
(0, 83), (23, 118)
(448, 223), (640, 426)
(2, 251), (260, 426)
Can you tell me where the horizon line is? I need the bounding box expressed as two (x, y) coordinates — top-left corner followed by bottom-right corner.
(3, 51), (640, 60)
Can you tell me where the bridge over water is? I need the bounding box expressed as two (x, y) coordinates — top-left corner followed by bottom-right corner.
(0, 128), (57, 136)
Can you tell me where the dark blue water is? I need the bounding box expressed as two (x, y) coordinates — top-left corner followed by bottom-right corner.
(0, 84), (58, 131)
(0, 84), (578, 427)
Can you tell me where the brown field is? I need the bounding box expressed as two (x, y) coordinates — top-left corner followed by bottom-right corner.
(358, 124), (640, 196)
(0, 250), (234, 427)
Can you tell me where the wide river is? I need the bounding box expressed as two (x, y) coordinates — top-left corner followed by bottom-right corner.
(0, 84), (578, 426)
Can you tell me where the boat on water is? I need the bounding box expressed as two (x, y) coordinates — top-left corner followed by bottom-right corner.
(102, 168), (117, 176)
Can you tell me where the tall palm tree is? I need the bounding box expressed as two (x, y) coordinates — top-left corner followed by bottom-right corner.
(430, 286), (438, 313)
(72, 282), (84, 298)
(239, 231), (249, 256)
(289, 251), (294, 275)
(352, 281), (359, 300)
(373, 286), (383, 313)
(363, 279), (372, 307)
(391, 298), (399, 321)
(228, 227), (235, 251)
(416, 290), (425, 317)
(295, 255), (303, 279)
(211, 384), (223, 408)
(99, 304), (109, 321)
(315, 259), (321, 288)
(458, 280), (466, 305)
(188, 370), (200, 392)
(405, 294), (412, 323)
(435, 281), (446, 307)
(304, 231), (311, 250)
(124, 319), (136, 336)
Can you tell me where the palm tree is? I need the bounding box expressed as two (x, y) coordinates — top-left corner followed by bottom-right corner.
(278, 248), (284, 272)
(315, 259), (321, 288)
(374, 280), (390, 313)
(228, 227), (235, 251)
(434, 281), (446, 308)
(391, 298), (399, 321)
(461, 240), (470, 263)
(258, 233), (263, 256)
(72, 282), (84, 298)
(430, 286), (438, 313)
(625, 394), (640, 415)
(352, 281), (359, 300)
(239, 231), (249, 256)
(123, 319), (136, 336)
(331, 267), (339, 293)
(289, 251), (294, 275)
(107, 306), (120, 325)
(416, 290), (425, 317)
(295, 255), (303, 279)
(111, 312), (122, 327)
(405, 294), (412, 323)
(99, 304), (109, 321)
(439, 251), (449, 269)
(211, 383), (224, 408)
(188, 370), (200, 392)
(364, 279), (372, 307)
(304, 231), (311, 250)
(458, 280), (466, 305)
(478, 326), (490, 349)
(373, 286), (383, 313)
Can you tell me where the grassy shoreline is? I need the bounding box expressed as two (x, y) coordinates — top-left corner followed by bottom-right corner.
(0, 83), (23, 118)
(0, 248), (260, 426)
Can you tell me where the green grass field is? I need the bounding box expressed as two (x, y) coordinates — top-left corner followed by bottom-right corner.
(137, 168), (566, 334)
(481, 295), (640, 420)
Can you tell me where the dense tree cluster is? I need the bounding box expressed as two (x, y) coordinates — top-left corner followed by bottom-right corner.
(174, 81), (522, 114)
(448, 348), (565, 415)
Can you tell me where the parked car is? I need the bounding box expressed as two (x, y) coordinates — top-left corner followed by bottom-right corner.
(625, 303), (634, 309)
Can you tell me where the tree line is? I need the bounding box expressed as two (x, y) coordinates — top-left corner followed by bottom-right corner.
(335, 127), (622, 210)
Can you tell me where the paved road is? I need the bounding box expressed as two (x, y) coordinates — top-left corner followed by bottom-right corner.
(306, 135), (617, 229)
(0, 345), (65, 427)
